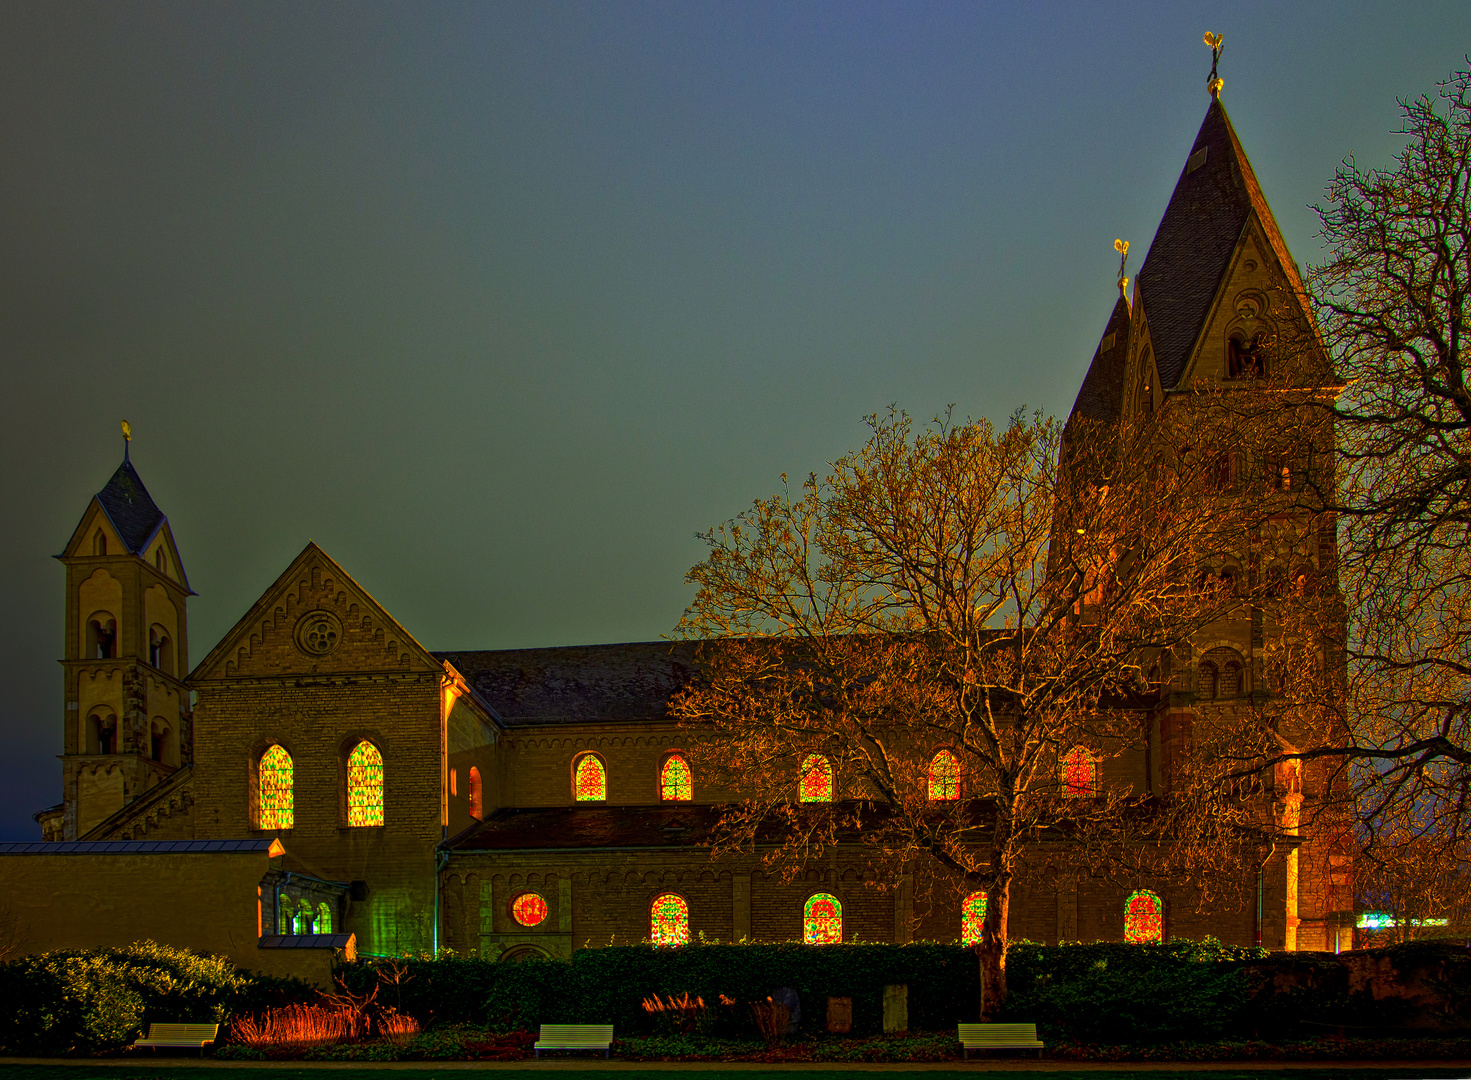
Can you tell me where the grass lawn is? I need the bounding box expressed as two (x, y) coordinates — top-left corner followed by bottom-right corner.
(4, 1067), (1471, 1080)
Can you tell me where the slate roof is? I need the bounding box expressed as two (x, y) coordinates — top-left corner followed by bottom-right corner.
(1135, 96), (1304, 391)
(0, 839), (279, 855)
(258, 933), (356, 950)
(1068, 295), (1133, 424)
(436, 640), (699, 726)
(447, 804), (724, 851)
(95, 458), (166, 554)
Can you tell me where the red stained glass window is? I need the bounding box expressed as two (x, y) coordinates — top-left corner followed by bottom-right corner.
(929, 750), (960, 800)
(258, 744), (293, 830)
(804, 893), (842, 944)
(650, 893), (689, 945)
(1124, 889), (1164, 943)
(512, 893), (548, 927)
(961, 892), (987, 944)
(574, 754), (606, 801)
(800, 754), (832, 802)
(347, 741), (384, 826)
(1062, 746), (1098, 797)
(660, 755), (692, 801)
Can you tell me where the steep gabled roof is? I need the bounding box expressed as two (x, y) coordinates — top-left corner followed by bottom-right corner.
(95, 458), (165, 555)
(1067, 294), (1133, 425)
(1136, 96), (1305, 390)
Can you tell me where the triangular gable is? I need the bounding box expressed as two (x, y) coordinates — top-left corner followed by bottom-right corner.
(60, 498), (121, 559)
(190, 542), (442, 682)
(140, 521), (193, 593)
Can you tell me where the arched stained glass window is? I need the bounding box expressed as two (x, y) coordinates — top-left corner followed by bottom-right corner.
(961, 892), (988, 945)
(347, 741), (385, 826)
(804, 893), (842, 944)
(574, 754), (606, 801)
(660, 755), (693, 801)
(800, 754), (833, 802)
(929, 750), (960, 800)
(316, 901), (333, 934)
(1124, 889), (1164, 943)
(1061, 746), (1099, 797)
(258, 744), (294, 830)
(511, 893), (548, 927)
(469, 766), (482, 819)
(650, 893), (690, 945)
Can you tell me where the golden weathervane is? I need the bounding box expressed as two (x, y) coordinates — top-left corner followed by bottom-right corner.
(1115, 238), (1130, 296)
(1204, 32), (1224, 97)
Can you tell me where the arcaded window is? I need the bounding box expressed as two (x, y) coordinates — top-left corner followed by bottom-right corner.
(961, 892), (988, 945)
(148, 625), (173, 675)
(511, 892), (548, 927)
(1199, 661), (1219, 700)
(150, 719), (175, 765)
(803, 893), (842, 944)
(258, 744), (294, 830)
(650, 893), (690, 946)
(928, 749), (960, 800)
(86, 709), (117, 755)
(468, 766), (482, 819)
(573, 753), (606, 801)
(1124, 889), (1165, 943)
(660, 754), (692, 801)
(316, 901), (333, 934)
(346, 741), (385, 826)
(799, 753), (832, 802)
(1200, 646), (1244, 700)
(87, 615), (117, 659)
(1061, 746), (1099, 797)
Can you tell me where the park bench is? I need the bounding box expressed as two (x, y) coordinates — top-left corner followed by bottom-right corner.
(132, 1022), (220, 1054)
(957, 1022), (1044, 1058)
(533, 1023), (614, 1058)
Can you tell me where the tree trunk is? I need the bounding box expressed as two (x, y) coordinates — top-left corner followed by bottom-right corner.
(975, 876), (1011, 1020)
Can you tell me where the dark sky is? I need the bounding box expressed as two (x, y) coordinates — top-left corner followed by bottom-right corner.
(2, 1), (1466, 839)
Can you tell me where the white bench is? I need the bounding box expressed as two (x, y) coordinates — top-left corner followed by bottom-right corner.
(533, 1023), (614, 1058)
(958, 1022), (1044, 1058)
(132, 1022), (220, 1054)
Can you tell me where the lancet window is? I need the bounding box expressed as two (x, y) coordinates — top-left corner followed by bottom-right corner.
(1061, 746), (1099, 797)
(928, 749), (960, 800)
(346, 741), (384, 826)
(650, 893), (690, 946)
(800, 754), (833, 802)
(803, 893), (842, 944)
(574, 753), (607, 801)
(258, 744), (294, 830)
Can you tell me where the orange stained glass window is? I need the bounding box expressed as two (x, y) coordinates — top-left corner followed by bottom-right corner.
(1062, 746), (1098, 797)
(512, 893), (548, 927)
(800, 754), (833, 802)
(575, 754), (606, 801)
(804, 893), (842, 944)
(929, 750), (960, 800)
(1124, 889), (1164, 943)
(468, 766), (482, 819)
(347, 741), (385, 826)
(660, 755), (693, 801)
(961, 892), (988, 944)
(650, 893), (690, 945)
(258, 744), (294, 830)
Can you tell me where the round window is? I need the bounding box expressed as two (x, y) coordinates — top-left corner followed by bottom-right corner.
(294, 611), (343, 655)
(511, 892), (548, 927)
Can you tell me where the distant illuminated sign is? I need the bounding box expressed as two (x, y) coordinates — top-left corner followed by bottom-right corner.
(1357, 912), (1450, 929)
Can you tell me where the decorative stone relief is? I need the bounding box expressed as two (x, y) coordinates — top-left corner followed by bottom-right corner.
(294, 611), (344, 656)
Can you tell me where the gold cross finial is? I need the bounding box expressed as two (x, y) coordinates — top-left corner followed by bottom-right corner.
(1204, 32), (1224, 97)
(1114, 239), (1130, 295)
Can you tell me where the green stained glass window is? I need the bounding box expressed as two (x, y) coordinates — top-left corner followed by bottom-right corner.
(1125, 889), (1164, 943)
(660, 755), (692, 801)
(800, 754), (832, 802)
(347, 741), (384, 826)
(316, 901), (333, 934)
(1062, 746), (1098, 797)
(258, 744), (293, 830)
(961, 892), (987, 944)
(650, 893), (689, 945)
(803, 893), (842, 944)
(575, 754), (606, 801)
(929, 749), (960, 800)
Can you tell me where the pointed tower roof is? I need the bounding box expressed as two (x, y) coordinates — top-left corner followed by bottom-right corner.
(1135, 96), (1306, 391)
(94, 457), (166, 555)
(1068, 294), (1133, 425)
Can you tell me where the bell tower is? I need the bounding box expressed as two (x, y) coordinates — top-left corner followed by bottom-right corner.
(41, 425), (194, 840)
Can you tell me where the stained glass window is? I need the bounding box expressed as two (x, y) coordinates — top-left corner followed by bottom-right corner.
(347, 741), (385, 826)
(961, 892), (987, 944)
(468, 766), (482, 819)
(1062, 746), (1098, 797)
(929, 750), (960, 800)
(800, 754), (832, 802)
(258, 744), (294, 830)
(1124, 889), (1164, 943)
(660, 755), (692, 801)
(316, 901), (333, 934)
(575, 754), (606, 801)
(650, 893), (690, 945)
(804, 893), (842, 944)
(512, 893), (548, 927)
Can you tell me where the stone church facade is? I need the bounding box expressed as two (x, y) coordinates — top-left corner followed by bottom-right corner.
(4, 90), (1351, 979)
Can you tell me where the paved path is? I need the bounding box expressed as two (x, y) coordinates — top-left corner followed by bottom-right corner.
(6, 1059), (1471, 1072)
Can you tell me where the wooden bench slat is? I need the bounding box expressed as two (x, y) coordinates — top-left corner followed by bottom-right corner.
(957, 1022), (1043, 1058)
(534, 1023), (614, 1058)
(133, 1023), (219, 1053)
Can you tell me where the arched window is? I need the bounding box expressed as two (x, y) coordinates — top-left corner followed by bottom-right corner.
(511, 893), (548, 927)
(573, 753), (606, 801)
(93, 531), (107, 556)
(148, 625), (173, 675)
(346, 741), (384, 826)
(1137, 347), (1154, 416)
(650, 893), (690, 946)
(86, 709), (117, 755)
(1199, 661), (1219, 700)
(800, 754), (832, 802)
(928, 749), (960, 800)
(1201, 646), (1244, 700)
(1227, 332), (1267, 379)
(1124, 889), (1164, 943)
(804, 893), (842, 944)
(149, 719), (176, 765)
(660, 754), (693, 801)
(87, 615), (117, 659)
(155, 548), (166, 572)
(961, 892), (987, 945)
(258, 744), (294, 830)
(468, 766), (482, 819)
(316, 901), (333, 934)
(1061, 746), (1099, 797)
(1221, 661), (1242, 698)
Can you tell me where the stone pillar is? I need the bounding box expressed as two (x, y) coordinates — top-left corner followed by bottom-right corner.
(882, 984), (908, 1033)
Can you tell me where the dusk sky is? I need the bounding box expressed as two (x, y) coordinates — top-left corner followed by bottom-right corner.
(2, 2), (1467, 839)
